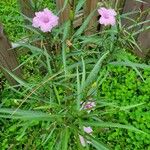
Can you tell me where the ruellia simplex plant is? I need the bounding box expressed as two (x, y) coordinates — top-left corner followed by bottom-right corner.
(1, 1), (149, 149)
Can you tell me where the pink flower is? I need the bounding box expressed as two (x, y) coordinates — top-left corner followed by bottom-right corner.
(32, 8), (59, 32)
(98, 7), (117, 26)
(79, 126), (93, 147)
(83, 126), (93, 134)
(83, 101), (96, 110)
(79, 135), (86, 147)
(79, 101), (95, 146)
(81, 101), (96, 113)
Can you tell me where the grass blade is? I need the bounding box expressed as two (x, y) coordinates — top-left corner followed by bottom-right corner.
(77, 66), (81, 110)
(83, 121), (146, 134)
(62, 127), (70, 150)
(82, 51), (109, 91)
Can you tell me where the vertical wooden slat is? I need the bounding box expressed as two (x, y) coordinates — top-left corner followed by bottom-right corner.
(116, 0), (126, 13)
(73, 10), (84, 28)
(122, 0), (150, 58)
(84, 0), (99, 35)
(18, 0), (34, 24)
(122, 0), (148, 27)
(136, 14), (150, 58)
(0, 23), (22, 85)
(56, 0), (70, 24)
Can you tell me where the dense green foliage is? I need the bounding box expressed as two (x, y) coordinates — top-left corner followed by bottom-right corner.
(0, 0), (25, 41)
(99, 65), (150, 150)
(0, 0), (150, 150)
(1, 62), (150, 150)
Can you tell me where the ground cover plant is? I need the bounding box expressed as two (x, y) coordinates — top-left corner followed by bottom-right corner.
(0, 0), (150, 150)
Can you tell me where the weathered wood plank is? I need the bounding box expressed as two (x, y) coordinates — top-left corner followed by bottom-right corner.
(122, 0), (150, 58)
(18, 0), (34, 24)
(0, 23), (22, 85)
(122, 0), (149, 27)
(136, 13), (150, 58)
(84, 0), (99, 35)
(73, 10), (84, 28)
(56, 0), (70, 24)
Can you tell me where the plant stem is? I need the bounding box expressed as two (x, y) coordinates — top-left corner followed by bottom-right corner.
(69, 0), (77, 37)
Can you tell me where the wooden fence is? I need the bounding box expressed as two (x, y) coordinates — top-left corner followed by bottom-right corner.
(0, 23), (22, 85)
(0, 0), (149, 85)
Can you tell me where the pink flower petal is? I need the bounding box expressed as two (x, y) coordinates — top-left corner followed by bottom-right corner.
(109, 16), (116, 26)
(32, 17), (40, 27)
(83, 126), (93, 134)
(98, 7), (117, 26)
(40, 23), (52, 32)
(108, 9), (117, 16)
(98, 7), (108, 16)
(44, 8), (52, 15)
(79, 135), (86, 147)
(35, 11), (43, 18)
(32, 8), (59, 32)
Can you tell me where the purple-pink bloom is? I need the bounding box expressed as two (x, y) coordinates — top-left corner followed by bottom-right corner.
(32, 8), (59, 32)
(83, 101), (96, 110)
(79, 126), (93, 147)
(98, 7), (117, 26)
(83, 126), (93, 134)
(79, 135), (86, 147)
(79, 101), (95, 146)
(80, 101), (96, 113)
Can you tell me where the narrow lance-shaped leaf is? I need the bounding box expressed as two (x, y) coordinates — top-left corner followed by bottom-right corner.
(61, 127), (70, 150)
(83, 121), (146, 134)
(63, 20), (71, 41)
(81, 57), (86, 88)
(110, 61), (150, 69)
(82, 51), (109, 91)
(0, 66), (31, 89)
(0, 108), (60, 121)
(87, 134), (110, 150)
(72, 9), (96, 38)
(75, 0), (86, 13)
(77, 66), (81, 110)
(62, 43), (68, 76)
(43, 128), (56, 145)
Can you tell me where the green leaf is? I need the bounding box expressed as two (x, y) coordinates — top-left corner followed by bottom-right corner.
(75, 0), (86, 13)
(81, 57), (86, 88)
(77, 66), (81, 110)
(61, 127), (70, 150)
(82, 51), (109, 91)
(73, 10), (96, 38)
(43, 127), (55, 145)
(0, 108), (60, 121)
(19, 43), (44, 55)
(128, 20), (150, 30)
(83, 121), (146, 134)
(63, 21), (71, 41)
(120, 103), (145, 110)
(18, 24), (41, 34)
(43, 45), (52, 74)
(57, 0), (69, 15)
(53, 85), (61, 105)
(0, 66), (31, 89)
(110, 60), (150, 81)
(87, 135), (110, 150)
(135, 0), (147, 3)
(79, 35), (102, 45)
(62, 43), (68, 76)
(13, 53), (39, 71)
(110, 61), (150, 69)
(132, 66), (145, 82)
